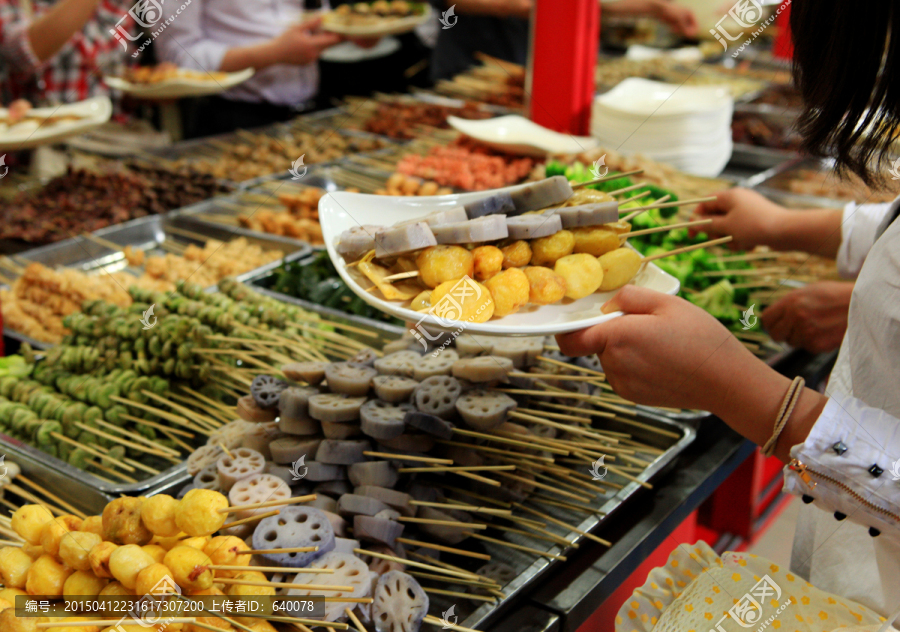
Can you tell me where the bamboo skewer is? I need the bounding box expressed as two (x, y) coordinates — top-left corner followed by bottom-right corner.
(607, 182), (648, 196)
(345, 607), (366, 632)
(620, 194), (672, 222)
(395, 537), (492, 560)
(215, 577), (354, 592)
(622, 218), (712, 238)
(90, 415), (187, 451)
(514, 503), (612, 546)
(219, 494), (316, 514)
(571, 169), (644, 189)
(38, 619), (199, 629)
(424, 614), (483, 632)
(423, 587), (496, 603)
(618, 190), (652, 204)
(451, 428), (569, 455)
(409, 500), (512, 517)
(85, 460), (138, 483)
(642, 236), (734, 262)
(73, 422), (175, 459)
(210, 565), (335, 574)
(50, 433), (136, 472)
(220, 510), (280, 531)
(462, 531), (567, 561)
(399, 464), (515, 474)
(536, 354), (605, 377)
(243, 546), (320, 555)
(357, 549), (479, 581)
(14, 477), (86, 518)
(397, 516), (488, 530)
(364, 451), (453, 464)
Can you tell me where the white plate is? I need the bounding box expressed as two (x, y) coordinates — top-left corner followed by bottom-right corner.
(448, 114), (599, 157)
(321, 5), (431, 37)
(595, 78), (733, 118)
(320, 37), (401, 62)
(320, 185), (681, 336)
(104, 68), (254, 99)
(0, 96), (112, 150)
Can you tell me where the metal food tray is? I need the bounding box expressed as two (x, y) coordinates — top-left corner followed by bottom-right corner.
(148, 410), (694, 631)
(730, 105), (801, 170)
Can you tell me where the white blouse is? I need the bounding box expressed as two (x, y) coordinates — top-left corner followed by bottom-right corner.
(784, 197), (900, 616)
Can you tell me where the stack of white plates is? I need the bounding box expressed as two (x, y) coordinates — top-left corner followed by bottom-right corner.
(591, 78), (734, 177)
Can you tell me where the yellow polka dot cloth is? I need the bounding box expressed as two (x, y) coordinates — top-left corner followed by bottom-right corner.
(615, 541), (894, 632)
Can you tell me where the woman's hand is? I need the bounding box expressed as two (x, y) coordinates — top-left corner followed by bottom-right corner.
(269, 19), (341, 65)
(762, 281), (853, 353)
(602, 0), (699, 39)
(692, 188), (789, 251)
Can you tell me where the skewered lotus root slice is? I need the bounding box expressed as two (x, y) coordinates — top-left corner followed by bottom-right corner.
(380, 433), (436, 453)
(193, 464), (223, 492)
(269, 436), (320, 465)
(265, 464), (297, 486)
(186, 444), (224, 476)
(354, 486), (413, 516)
(316, 481), (352, 498)
(337, 224), (383, 260)
(350, 348), (379, 367)
(287, 551), (373, 622)
(372, 375), (419, 403)
(363, 544), (406, 573)
(281, 362), (329, 386)
(375, 509), (401, 521)
(412, 349), (459, 381)
(476, 561), (516, 586)
(403, 411), (454, 440)
(241, 423), (281, 460)
(451, 356), (514, 382)
(373, 351), (421, 377)
(251, 375), (288, 409)
(348, 461), (399, 489)
(304, 461), (347, 482)
(414, 375), (462, 420)
(316, 439), (370, 465)
(415, 507), (468, 544)
(325, 363), (378, 396)
(217, 447), (266, 490)
(360, 400), (409, 441)
(322, 421), (362, 439)
(321, 509), (348, 537)
(308, 394), (367, 423)
(454, 334), (496, 356)
(278, 386), (320, 435)
(253, 506), (334, 568)
(490, 336), (544, 368)
(455, 390), (517, 431)
(373, 571), (429, 632)
(355, 515), (404, 548)
(334, 537), (361, 554)
(337, 494), (391, 518)
(237, 395), (277, 423)
(208, 420), (255, 450)
(576, 355), (603, 373)
(382, 337), (421, 354)
(229, 473), (291, 521)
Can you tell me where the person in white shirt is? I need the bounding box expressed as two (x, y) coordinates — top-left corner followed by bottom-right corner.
(556, 0), (900, 617)
(155, 0), (340, 135)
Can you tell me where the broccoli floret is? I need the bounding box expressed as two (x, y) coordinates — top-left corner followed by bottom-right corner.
(545, 161), (567, 177)
(687, 280), (741, 325)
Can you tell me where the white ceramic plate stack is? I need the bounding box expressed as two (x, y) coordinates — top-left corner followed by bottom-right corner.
(592, 78), (734, 177)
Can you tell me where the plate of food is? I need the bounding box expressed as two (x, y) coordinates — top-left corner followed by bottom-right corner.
(321, 177), (684, 336)
(321, 1), (431, 37)
(0, 96), (112, 150)
(105, 65), (255, 99)
(447, 114), (600, 157)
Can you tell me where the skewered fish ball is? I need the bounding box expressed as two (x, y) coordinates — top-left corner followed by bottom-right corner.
(109, 544), (156, 590)
(571, 226), (621, 257)
(501, 240), (532, 268)
(472, 245), (504, 281)
(0, 608), (43, 632)
(555, 254), (603, 300)
(26, 554), (73, 596)
(59, 531), (102, 571)
(63, 570), (108, 596)
(89, 541), (118, 578)
(523, 266), (567, 304)
(176, 489), (228, 536)
(484, 268), (530, 317)
(164, 545), (214, 591)
(81, 515), (103, 535)
(598, 248), (642, 291)
(416, 246), (474, 289)
(99, 581), (133, 596)
(11, 504), (54, 544)
(203, 535), (250, 577)
(143, 544), (167, 563)
(0, 546), (33, 588)
(134, 562), (175, 596)
(141, 494), (181, 538)
(103, 497), (153, 545)
(531, 229), (575, 266)
(430, 279), (494, 323)
(41, 515), (81, 557)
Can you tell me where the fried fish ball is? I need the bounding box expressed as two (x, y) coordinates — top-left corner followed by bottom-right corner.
(598, 248), (642, 291)
(142, 544), (167, 564)
(134, 563), (175, 597)
(180, 536), (210, 550)
(103, 497), (152, 546)
(501, 240), (532, 268)
(605, 220), (631, 234)
(555, 254), (603, 300)
(109, 544), (155, 590)
(26, 554), (72, 596)
(141, 494), (180, 538)
(225, 571), (274, 597)
(484, 268), (530, 317)
(63, 570), (108, 596)
(0, 609), (43, 632)
(531, 230), (575, 267)
(176, 489), (228, 537)
(431, 279), (494, 323)
(101, 626), (163, 632)
(523, 267), (567, 305)
(89, 542), (117, 579)
(416, 246), (475, 289)
(99, 581), (133, 597)
(0, 588), (27, 604)
(80, 516), (103, 536)
(152, 535), (184, 551)
(203, 536), (250, 578)
(59, 531), (102, 572)
(40, 517), (74, 557)
(186, 588), (232, 631)
(571, 227), (620, 257)
(0, 546), (34, 588)
(0, 597), (11, 612)
(164, 545), (214, 591)
(21, 544), (44, 559)
(46, 619), (100, 632)
(11, 505), (54, 545)
(245, 622), (277, 632)
(472, 245), (504, 281)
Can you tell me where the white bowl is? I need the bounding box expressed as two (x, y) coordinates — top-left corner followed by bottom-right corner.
(595, 78), (733, 118)
(448, 115), (599, 157)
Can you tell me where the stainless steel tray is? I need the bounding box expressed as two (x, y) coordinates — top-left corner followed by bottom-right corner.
(730, 105), (801, 170)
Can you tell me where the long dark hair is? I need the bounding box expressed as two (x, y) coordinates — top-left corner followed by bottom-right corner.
(790, 1), (900, 185)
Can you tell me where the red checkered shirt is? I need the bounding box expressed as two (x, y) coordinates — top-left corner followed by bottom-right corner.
(0, 0), (136, 104)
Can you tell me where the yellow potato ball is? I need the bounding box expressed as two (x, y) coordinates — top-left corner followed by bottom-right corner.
(0, 610), (43, 632)
(571, 227), (621, 257)
(605, 220), (631, 234)
(225, 571), (274, 597)
(175, 489), (228, 537)
(554, 254), (603, 300)
(472, 245), (504, 281)
(141, 495), (181, 538)
(484, 268), (530, 317)
(109, 544), (155, 590)
(597, 248), (643, 291)
(26, 554), (72, 596)
(531, 230), (575, 267)
(430, 278), (494, 324)
(181, 536), (210, 550)
(0, 597), (11, 611)
(203, 536), (250, 578)
(89, 541), (117, 579)
(79, 516), (103, 536)
(99, 582), (133, 597)
(40, 519), (71, 558)
(21, 544), (44, 559)
(45, 619), (100, 632)
(134, 563), (176, 597)
(0, 546), (34, 588)
(63, 570), (108, 596)
(416, 246), (475, 289)
(163, 546), (214, 591)
(142, 544), (168, 564)
(11, 505), (54, 545)
(102, 497), (152, 546)
(500, 240), (532, 268)
(522, 267), (567, 305)
(59, 531), (102, 572)
(0, 588), (27, 604)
